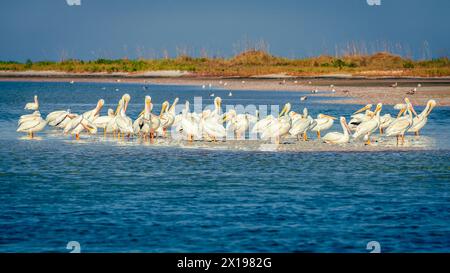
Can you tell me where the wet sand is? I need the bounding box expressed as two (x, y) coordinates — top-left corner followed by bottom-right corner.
(1, 73), (449, 106)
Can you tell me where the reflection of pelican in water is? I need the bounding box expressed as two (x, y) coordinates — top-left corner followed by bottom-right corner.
(407, 99), (436, 136)
(323, 117), (351, 144)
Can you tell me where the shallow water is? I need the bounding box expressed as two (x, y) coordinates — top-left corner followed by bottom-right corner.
(0, 81), (449, 252)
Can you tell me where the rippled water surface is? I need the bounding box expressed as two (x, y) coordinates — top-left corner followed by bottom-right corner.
(0, 81), (449, 252)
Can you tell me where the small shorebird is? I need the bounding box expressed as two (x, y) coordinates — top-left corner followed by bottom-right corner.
(228, 92), (233, 97)
(391, 82), (398, 88)
(406, 88), (417, 95)
(300, 96), (307, 101)
(210, 93), (215, 97)
(311, 89), (318, 94)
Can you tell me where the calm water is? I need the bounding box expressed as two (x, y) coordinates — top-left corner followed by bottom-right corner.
(0, 81), (449, 252)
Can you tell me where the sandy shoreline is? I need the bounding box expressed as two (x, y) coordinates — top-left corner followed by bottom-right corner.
(1, 72), (450, 106)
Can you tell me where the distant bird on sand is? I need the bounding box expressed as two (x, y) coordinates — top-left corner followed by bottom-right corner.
(391, 82), (398, 88)
(116, 79), (121, 83)
(300, 96), (308, 101)
(311, 89), (318, 94)
(406, 88), (417, 95)
(417, 83), (422, 88)
(342, 89), (350, 94)
(331, 89), (336, 93)
(202, 85), (206, 89)
(70, 80), (75, 84)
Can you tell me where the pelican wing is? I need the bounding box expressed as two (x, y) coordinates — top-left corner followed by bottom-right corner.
(386, 117), (412, 136)
(323, 132), (345, 143)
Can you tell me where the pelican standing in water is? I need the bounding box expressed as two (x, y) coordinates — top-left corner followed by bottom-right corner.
(261, 103), (292, 144)
(224, 109), (251, 139)
(17, 112), (47, 138)
(116, 94), (133, 138)
(386, 98), (415, 144)
(322, 117), (351, 144)
(24, 95), (39, 110)
(311, 113), (336, 139)
(19, 111), (41, 127)
(352, 103), (382, 145)
(133, 96), (153, 139)
(93, 108), (115, 133)
(180, 101), (201, 141)
(202, 97), (226, 141)
(407, 99), (436, 135)
(156, 101), (172, 137)
(289, 108), (316, 141)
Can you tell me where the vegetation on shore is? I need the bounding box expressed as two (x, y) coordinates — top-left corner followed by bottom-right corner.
(0, 50), (449, 77)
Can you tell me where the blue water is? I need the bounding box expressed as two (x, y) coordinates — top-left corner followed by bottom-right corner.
(0, 81), (449, 253)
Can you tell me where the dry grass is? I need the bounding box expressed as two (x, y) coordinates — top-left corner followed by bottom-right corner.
(1, 50), (449, 77)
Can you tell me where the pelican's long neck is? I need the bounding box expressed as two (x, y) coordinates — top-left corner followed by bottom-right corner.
(94, 101), (103, 116)
(169, 98), (179, 115)
(214, 101), (221, 115)
(341, 120), (349, 137)
(418, 103), (431, 118)
(34, 95), (39, 106)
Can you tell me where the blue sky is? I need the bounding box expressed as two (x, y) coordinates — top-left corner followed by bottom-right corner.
(0, 0), (449, 61)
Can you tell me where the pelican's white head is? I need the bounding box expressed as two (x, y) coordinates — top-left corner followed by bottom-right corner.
(160, 101), (169, 116)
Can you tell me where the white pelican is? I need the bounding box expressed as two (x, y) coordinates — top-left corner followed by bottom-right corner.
(133, 96), (153, 139)
(66, 99), (104, 138)
(407, 99), (436, 135)
(202, 97), (226, 141)
(378, 104), (409, 134)
(115, 94), (133, 137)
(289, 108), (316, 141)
(46, 110), (73, 127)
(24, 95), (39, 110)
(157, 101), (174, 137)
(105, 94), (128, 135)
(252, 114), (275, 135)
(180, 101), (201, 141)
(260, 103), (292, 144)
(224, 109), (251, 139)
(352, 103), (382, 145)
(386, 98), (414, 144)
(323, 117), (351, 144)
(18, 111), (41, 127)
(311, 113), (337, 139)
(348, 104), (373, 130)
(70, 118), (97, 138)
(17, 114), (47, 138)
(82, 99), (104, 121)
(93, 108), (115, 132)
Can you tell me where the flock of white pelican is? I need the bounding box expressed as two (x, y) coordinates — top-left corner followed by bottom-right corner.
(17, 93), (436, 146)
